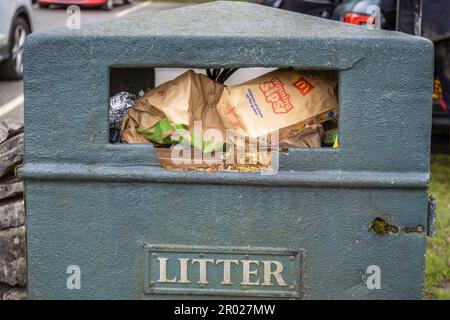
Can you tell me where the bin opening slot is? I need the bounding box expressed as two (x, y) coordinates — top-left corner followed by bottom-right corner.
(109, 67), (340, 172)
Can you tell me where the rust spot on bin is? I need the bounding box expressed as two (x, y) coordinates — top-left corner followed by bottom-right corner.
(368, 217), (425, 235)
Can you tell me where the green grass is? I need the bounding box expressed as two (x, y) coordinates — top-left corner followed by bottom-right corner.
(425, 154), (450, 300)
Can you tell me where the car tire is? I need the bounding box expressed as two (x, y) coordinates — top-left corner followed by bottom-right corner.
(38, 4), (50, 9)
(123, 0), (134, 4)
(101, 0), (114, 10)
(0, 17), (30, 80)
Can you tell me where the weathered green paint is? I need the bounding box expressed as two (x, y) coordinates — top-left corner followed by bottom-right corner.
(21, 1), (433, 299)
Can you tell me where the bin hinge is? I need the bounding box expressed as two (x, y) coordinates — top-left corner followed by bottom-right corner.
(427, 196), (437, 237)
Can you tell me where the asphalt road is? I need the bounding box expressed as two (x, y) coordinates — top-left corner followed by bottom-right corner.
(0, 0), (193, 120)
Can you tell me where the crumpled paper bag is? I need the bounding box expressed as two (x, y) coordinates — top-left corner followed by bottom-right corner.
(216, 68), (338, 139)
(121, 70), (226, 151)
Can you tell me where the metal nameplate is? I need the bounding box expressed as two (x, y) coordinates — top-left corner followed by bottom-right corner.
(144, 244), (304, 298)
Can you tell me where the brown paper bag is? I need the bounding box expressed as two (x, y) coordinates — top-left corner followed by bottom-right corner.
(121, 70), (226, 147)
(121, 102), (165, 144)
(280, 124), (324, 148)
(216, 68), (338, 139)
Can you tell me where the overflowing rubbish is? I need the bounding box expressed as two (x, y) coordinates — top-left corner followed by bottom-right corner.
(115, 68), (339, 171)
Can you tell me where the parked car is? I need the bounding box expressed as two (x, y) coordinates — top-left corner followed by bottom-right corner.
(37, 0), (133, 11)
(332, 0), (396, 29)
(0, 0), (33, 80)
(255, 0), (397, 27)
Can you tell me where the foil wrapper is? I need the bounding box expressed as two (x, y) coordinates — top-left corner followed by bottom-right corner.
(109, 91), (137, 129)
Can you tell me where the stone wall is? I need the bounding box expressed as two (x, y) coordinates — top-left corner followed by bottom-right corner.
(0, 120), (26, 300)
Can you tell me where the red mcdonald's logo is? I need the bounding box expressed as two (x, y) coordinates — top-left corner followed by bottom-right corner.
(293, 77), (314, 96)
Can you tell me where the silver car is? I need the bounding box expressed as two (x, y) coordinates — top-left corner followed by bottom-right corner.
(0, 0), (33, 80)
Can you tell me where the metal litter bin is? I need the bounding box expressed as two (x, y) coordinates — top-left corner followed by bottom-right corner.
(21, 1), (434, 299)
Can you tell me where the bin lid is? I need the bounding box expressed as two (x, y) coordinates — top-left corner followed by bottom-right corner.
(57, 1), (413, 41)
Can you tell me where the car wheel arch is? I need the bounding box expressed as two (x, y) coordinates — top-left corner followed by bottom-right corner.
(12, 6), (33, 35)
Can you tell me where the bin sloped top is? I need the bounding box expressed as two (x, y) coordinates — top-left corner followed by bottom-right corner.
(58, 1), (418, 41)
